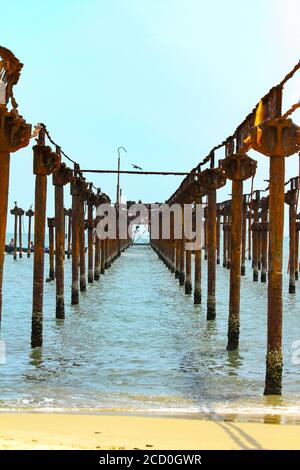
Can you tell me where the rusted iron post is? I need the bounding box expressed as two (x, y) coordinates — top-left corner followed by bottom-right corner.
(185, 243), (192, 294)
(87, 185), (94, 283)
(79, 184), (87, 292)
(227, 208), (231, 269)
(31, 129), (59, 347)
(64, 208), (72, 259)
(94, 191), (102, 280)
(53, 163), (73, 318)
(222, 209), (228, 268)
(175, 238), (180, 279)
(216, 205), (221, 264)
(257, 211), (262, 271)
(296, 215), (300, 281)
(10, 203), (19, 260)
(47, 217), (55, 280)
(249, 117), (300, 395)
(26, 207), (34, 257)
(179, 205), (185, 286)
(18, 208), (24, 258)
(170, 211), (175, 273)
(0, 47), (31, 321)
(241, 196), (247, 275)
(199, 167), (226, 320)
(285, 181), (298, 294)
(251, 191), (260, 281)
(71, 168), (82, 305)
(220, 152), (257, 350)
(247, 209), (252, 260)
(194, 196), (202, 304)
(204, 205), (208, 260)
(260, 197), (269, 283)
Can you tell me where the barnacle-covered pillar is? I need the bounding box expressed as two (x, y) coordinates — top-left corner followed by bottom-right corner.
(53, 163), (73, 318)
(31, 129), (59, 347)
(0, 47), (31, 320)
(250, 117), (300, 395)
(220, 152), (257, 350)
(199, 167), (226, 320)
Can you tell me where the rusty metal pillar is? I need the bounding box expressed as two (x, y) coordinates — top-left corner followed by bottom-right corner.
(204, 205), (208, 260)
(87, 185), (94, 283)
(251, 191), (260, 281)
(18, 208), (24, 258)
(194, 196), (202, 304)
(222, 209), (228, 268)
(93, 190), (101, 279)
(79, 182), (87, 292)
(47, 217), (55, 281)
(247, 209), (252, 261)
(170, 211), (175, 273)
(249, 116), (299, 395)
(199, 167), (226, 320)
(10, 203), (19, 260)
(179, 205), (185, 286)
(71, 169), (81, 305)
(0, 47), (31, 322)
(285, 182), (297, 294)
(31, 129), (59, 347)
(185, 243), (192, 294)
(26, 207), (34, 258)
(296, 215), (300, 281)
(207, 188), (217, 318)
(221, 152), (256, 351)
(53, 163), (72, 318)
(216, 205), (221, 264)
(227, 209), (231, 269)
(241, 196), (247, 276)
(260, 197), (269, 283)
(65, 208), (72, 259)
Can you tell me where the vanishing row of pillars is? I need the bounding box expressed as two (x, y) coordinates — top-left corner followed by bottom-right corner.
(30, 130), (131, 347)
(151, 131), (300, 396)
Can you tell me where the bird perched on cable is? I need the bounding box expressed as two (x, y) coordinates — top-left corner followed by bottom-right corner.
(131, 164), (143, 170)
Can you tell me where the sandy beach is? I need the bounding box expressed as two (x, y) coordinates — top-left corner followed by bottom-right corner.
(0, 413), (299, 450)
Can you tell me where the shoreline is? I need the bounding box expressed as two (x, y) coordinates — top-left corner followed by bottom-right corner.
(0, 412), (300, 450)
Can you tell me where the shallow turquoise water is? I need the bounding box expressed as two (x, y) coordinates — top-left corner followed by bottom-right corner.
(1, 239), (300, 422)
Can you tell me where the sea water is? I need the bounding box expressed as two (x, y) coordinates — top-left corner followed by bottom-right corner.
(0, 237), (300, 423)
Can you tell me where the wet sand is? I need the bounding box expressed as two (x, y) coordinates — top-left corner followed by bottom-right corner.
(0, 413), (300, 450)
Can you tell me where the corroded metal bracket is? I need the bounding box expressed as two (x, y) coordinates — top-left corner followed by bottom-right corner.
(52, 163), (73, 186)
(219, 153), (257, 181)
(33, 144), (60, 176)
(198, 167), (226, 191)
(250, 118), (300, 157)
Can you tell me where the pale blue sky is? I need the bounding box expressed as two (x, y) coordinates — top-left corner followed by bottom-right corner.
(2, 0), (300, 231)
